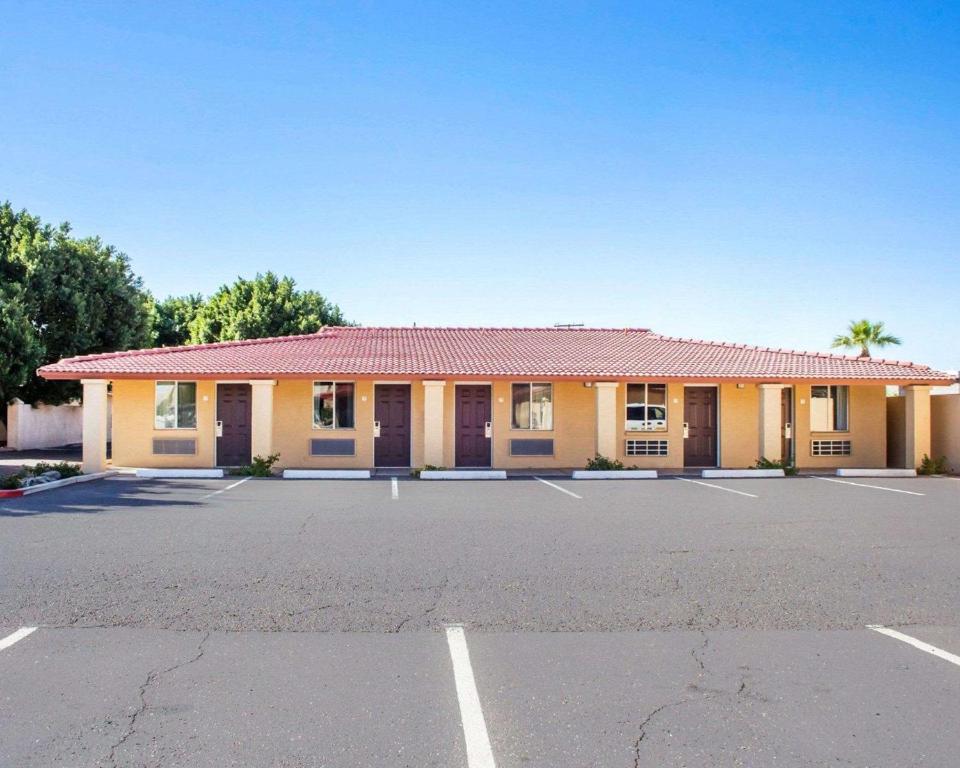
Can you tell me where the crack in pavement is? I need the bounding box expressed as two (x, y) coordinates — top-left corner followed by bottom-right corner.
(393, 575), (449, 632)
(632, 700), (686, 768)
(297, 511), (319, 536)
(632, 632), (712, 767)
(632, 631), (754, 767)
(690, 630), (709, 673)
(104, 631), (211, 767)
(630, 664), (761, 764)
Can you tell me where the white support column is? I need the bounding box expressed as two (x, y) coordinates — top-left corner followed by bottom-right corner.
(81, 379), (109, 474)
(422, 380), (446, 467)
(758, 384), (785, 463)
(249, 380), (277, 460)
(594, 382), (619, 459)
(904, 385), (932, 470)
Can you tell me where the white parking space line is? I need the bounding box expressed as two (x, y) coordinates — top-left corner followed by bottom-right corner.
(391, 477), (399, 500)
(676, 477), (758, 498)
(867, 625), (960, 668)
(534, 477), (582, 499)
(814, 477), (924, 496)
(446, 626), (497, 768)
(0, 626), (38, 651)
(203, 476), (252, 499)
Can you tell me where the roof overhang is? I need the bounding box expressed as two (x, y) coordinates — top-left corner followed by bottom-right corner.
(39, 370), (957, 386)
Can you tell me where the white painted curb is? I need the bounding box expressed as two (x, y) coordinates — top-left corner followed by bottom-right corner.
(420, 470), (507, 480)
(702, 469), (785, 479)
(21, 470), (118, 495)
(836, 468), (917, 478)
(136, 468), (224, 479)
(283, 469), (371, 479)
(571, 470), (658, 480)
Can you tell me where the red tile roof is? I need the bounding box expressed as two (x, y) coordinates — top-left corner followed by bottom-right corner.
(37, 326), (953, 383)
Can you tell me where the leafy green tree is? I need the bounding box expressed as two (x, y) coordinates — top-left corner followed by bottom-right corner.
(0, 286), (42, 406)
(0, 202), (154, 406)
(189, 272), (346, 344)
(0, 204), (44, 405)
(150, 294), (205, 347)
(831, 319), (902, 358)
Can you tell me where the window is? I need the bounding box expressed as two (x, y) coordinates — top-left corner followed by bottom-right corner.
(313, 382), (355, 429)
(155, 382), (197, 429)
(512, 383), (553, 430)
(810, 385), (849, 431)
(626, 383), (667, 431)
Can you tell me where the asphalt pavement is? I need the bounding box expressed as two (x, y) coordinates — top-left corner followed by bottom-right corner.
(1, 474), (958, 766)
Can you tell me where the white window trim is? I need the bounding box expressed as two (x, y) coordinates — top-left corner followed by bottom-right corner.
(625, 382), (668, 433)
(810, 384), (851, 433)
(154, 380), (198, 431)
(312, 380), (357, 430)
(510, 382), (554, 431)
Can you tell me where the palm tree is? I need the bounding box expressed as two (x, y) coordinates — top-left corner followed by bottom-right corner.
(831, 319), (902, 358)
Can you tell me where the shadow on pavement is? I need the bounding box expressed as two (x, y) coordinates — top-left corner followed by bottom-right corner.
(0, 477), (208, 517)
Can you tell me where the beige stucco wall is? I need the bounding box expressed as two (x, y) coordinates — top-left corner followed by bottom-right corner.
(611, 382), (685, 468)
(931, 393), (960, 473)
(107, 376), (898, 471)
(904, 386), (932, 470)
(271, 379), (375, 469)
(793, 384), (886, 469)
(410, 382), (427, 467)
(719, 383), (760, 467)
(441, 382), (457, 467)
(490, 380), (596, 469)
(112, 379), (216, 468)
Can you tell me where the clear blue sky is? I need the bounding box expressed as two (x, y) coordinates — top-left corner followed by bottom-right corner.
(2, 1), (957, 371)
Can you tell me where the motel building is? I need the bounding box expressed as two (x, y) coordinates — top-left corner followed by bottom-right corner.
(36, 327), (952, 475)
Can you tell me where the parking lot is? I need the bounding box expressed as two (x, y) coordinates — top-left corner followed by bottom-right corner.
(1, 474), (959, 767)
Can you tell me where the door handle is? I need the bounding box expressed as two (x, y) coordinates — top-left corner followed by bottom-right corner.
(682, 422), (689, 439)
(373, 421), (381, 438)
(783, 422), (792, 439)
(216, 420), (223, 437)
(484, 421), (492, 439)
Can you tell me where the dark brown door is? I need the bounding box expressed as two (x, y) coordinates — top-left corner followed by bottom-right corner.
(781, 387), (793, 463)
(456, 385), (492, 467)
(217, 383), (251, 466)
(684, 387), (718, 467)
(375, 385), (411, 467)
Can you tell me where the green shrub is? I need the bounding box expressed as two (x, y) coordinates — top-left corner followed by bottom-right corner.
(918, 454), (949, 475)
(1, 473), (25, 490)
(754, 457), (798, 476)
(1, 462), (83, 490)
(29, 461), (82, 479)
(585, 454), (638, 471)
(411, 464), (444, 478)
(235, 453), (281, 477)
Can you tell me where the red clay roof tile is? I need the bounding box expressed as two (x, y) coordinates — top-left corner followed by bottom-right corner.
(37, 326), (954, 383)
